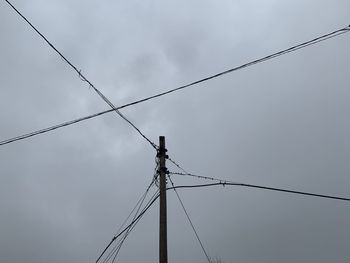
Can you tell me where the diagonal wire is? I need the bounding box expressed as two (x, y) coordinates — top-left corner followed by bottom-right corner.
(109, 188), (160, 263)
(102, 180), (157, 263)
(112, 177), (156, 238)
(0, 99), (153, 146)
(103, 238), (124, 263)
(1, 22), (349, 147)
(4, 0), (157, 149)
(167, 156), (191, 174)
(96, 171), (154, 263)
(168, 175), (211, 263)
(101, 187), (159, 263)
(100, 173), (158, 263)
(138, 25), (350, 101)
(96, 189), (160, 263)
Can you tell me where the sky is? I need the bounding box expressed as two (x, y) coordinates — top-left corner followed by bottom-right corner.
(1, 0), (350, 262)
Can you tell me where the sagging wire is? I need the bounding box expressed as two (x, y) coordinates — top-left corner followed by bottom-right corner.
(167, 175), (211, 263)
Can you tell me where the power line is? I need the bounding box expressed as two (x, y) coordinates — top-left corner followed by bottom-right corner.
(131, 25), (350, 103)
(97, 171), (157, 263)
(1, 25), (350, 147)
(168, 176), (211, 263)
(111, 177), (156, 239)
(169, 171), (232, 183)
(166, 180), (350, 202)
(0, 98), (160, 146)
(169, 171), (350, 202)
(4, 0), (157, 150)
(0, 108), (112, 146)
(110, 188), (160, 263)
(167, 157), (190, 175)
(95, 191), (160, 263)
(101, 188), (160, 263)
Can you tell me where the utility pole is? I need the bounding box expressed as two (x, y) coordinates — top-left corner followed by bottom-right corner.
(158, 136), (168, 263)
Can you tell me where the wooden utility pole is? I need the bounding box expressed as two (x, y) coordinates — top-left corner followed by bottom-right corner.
(158, 136), (168, 263)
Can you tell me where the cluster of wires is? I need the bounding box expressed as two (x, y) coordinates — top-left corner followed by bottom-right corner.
(164, 162), (350, 262)
(167, 170), (350, 202)
(96, 174), (159, 263)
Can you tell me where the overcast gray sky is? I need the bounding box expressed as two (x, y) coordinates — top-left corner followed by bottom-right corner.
(1, 0), (350, 262)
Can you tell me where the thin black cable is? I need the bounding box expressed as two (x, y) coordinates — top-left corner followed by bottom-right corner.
(133, 26), (350, 102)
(102, 188), (159, 263)
(100, 174), (156, 263)
(102, 161), (158, 262)
(1, 25), (349, 147)
(168, 176), (211, 263)
(169, 171), (231, 183)
(95, 191), (160, 263)
(4, 0), (158, 150)
(109, 189), (160, 263)
(101, 179), (156, 263)
(167, 157), (191, 174)
(167, 182), (350, 202)
(0, 100), (153, 146)
(113, 178), (155, 237)
(102, 238), (124, 263)
(169, 171), (350, 202)
(96, 193), (159, 263)
(110, 188), (159, 263)
(0, 109), (111, 146)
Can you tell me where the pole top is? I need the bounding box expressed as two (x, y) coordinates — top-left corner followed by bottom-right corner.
(159, 136), (166, 148)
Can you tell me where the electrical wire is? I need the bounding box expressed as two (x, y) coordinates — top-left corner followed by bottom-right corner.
(1, 24), (350, 147)
(95, 191), (160, 263)
(98, 192), (151, 263)
(109, 188), (160, 263)
(0, 100), (152, 146)
(134, 25), (350, 102)
(101, 159), (158, 263)
(112, 178), (156, 238)
(168, 176), (211, 263)
(167, 157), (190, 174)
(98, 169), (158, 263)
(4, 0), (158, 150)
(101, 188), (160, 263)
(167, 181), (350, 202)
(169, 171), (350, 202)
(169, 171), (232, 183)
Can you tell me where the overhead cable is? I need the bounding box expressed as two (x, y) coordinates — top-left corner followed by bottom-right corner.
(112, 178), (156, 238)
(167, 157), (190, 174)
(1, 25), (350, 147)
(168, 176), (211, 263)
(97, 173), (157, 263)
(4, 0), (157, 149)
(169, 171), (232, 183)
(167, 179), (350, 202)
(101, 188), (160, 263)
(130, 24), (350, 103)
(95, 192), (160, 263)
(108, 188), (159, 263)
